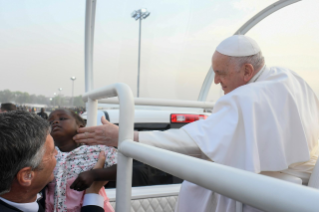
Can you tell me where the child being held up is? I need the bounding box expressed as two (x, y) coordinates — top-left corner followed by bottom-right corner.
(46, 109), (117, 212)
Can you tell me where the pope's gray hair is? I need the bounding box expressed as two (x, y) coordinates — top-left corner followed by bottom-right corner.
(0, 111), (50, 195)
(229, 51), (265, 72)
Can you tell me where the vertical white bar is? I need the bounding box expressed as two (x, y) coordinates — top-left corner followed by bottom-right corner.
(137, 18), (142, 97)
(86, 98), (97, 127)
(116, 84), (135, 212)
(115, 153), (132, 212)
(84, 0), (97, 93)
(236, 201), (243, 212)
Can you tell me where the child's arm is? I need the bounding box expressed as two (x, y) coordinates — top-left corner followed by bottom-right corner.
(70, 165), (117, 191)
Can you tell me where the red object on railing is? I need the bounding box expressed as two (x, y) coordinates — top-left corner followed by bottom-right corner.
(171, 114), (207, 123)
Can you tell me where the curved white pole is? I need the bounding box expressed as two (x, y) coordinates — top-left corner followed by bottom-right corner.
(84, 0), (97, 93)
(197, 0), (301, 101)
(234, 0), (301, 35)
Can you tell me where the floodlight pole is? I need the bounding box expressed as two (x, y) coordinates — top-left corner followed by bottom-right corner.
(137, 18), (142, 98)
(70, 76), (76, 107)
(72, 81), (74, 106)
(131, 9), (150, 97)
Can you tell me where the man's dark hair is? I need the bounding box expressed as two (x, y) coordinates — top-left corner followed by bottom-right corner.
(0, 111), (50, 195)
(1, 103), (16, 112)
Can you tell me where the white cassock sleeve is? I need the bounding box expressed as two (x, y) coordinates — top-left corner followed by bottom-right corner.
(139, 128), (203, 158)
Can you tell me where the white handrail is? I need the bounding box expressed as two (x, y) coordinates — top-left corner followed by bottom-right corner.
(84, 83), (319, 212)
(83, 83), (135, 212)
(99, 97), (215, 109)
(120, 140), (319, 212)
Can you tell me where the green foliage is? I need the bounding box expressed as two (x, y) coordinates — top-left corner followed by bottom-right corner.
(16, 92), (30, 104)
(73, 95), (85, 107)
(0, 89), (14, 102)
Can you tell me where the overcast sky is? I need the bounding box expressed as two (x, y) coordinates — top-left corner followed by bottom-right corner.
(0, 0), (318, 102)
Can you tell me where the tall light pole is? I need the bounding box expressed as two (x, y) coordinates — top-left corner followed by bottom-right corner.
(58, 88), (62, 107)
(70, 76), (76, 107)
(53, 93), (56, 107)
(131, 8), (150, 97)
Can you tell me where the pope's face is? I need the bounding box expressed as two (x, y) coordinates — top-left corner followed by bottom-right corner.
(212, 51), (246, 95)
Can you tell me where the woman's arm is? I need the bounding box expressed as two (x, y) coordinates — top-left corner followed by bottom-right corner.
(70, 165), (117, 191)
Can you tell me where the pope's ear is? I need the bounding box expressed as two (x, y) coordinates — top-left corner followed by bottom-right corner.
(243, 63), (254, 82)
(16, 167), (34, 187)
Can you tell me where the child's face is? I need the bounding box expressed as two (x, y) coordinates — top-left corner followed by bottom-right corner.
(48, 110), (79, 141)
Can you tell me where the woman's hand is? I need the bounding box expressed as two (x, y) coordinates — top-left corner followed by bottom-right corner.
(73, 116), (119, 147)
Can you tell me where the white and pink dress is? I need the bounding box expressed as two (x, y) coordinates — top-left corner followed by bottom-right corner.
(45, 145), (117, 212)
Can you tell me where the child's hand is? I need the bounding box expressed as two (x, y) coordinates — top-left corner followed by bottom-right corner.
(70, 151), (109, 192)
(70, 171), (95, 191)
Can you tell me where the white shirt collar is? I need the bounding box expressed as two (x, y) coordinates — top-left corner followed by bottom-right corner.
(248, 65), (266, 83)
(0, 194), (40, 212)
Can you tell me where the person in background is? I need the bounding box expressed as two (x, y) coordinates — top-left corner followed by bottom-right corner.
(0, 111), (106, 212)
(0, 103), (16, 113)
(37, 108), (48, 120)
(74, 35), (319, 212)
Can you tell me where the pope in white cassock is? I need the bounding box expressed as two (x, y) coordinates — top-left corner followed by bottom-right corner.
(74, 35), (319, 212)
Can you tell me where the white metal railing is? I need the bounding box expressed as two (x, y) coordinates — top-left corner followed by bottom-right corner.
(99, 97), (215, 109)
(83, 83), (319, 212)
(83, 83), (135, 211)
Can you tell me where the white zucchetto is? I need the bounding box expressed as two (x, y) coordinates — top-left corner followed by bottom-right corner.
(216, 35), (261, 57)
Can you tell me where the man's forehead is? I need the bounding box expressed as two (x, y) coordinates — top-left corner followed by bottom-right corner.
(212, 52), (229, 67)
(45, 135), (54, 151)
(41, 135), (54, 161)
(213, 51), (229, 59)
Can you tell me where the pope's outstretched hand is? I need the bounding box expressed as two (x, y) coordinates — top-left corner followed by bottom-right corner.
(73, 116), (119, 147)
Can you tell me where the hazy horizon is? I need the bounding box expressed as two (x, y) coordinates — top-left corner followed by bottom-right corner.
(1, 0), (318, 102)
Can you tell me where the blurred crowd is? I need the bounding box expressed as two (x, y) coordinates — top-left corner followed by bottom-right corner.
(0, 102), (85, 118)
